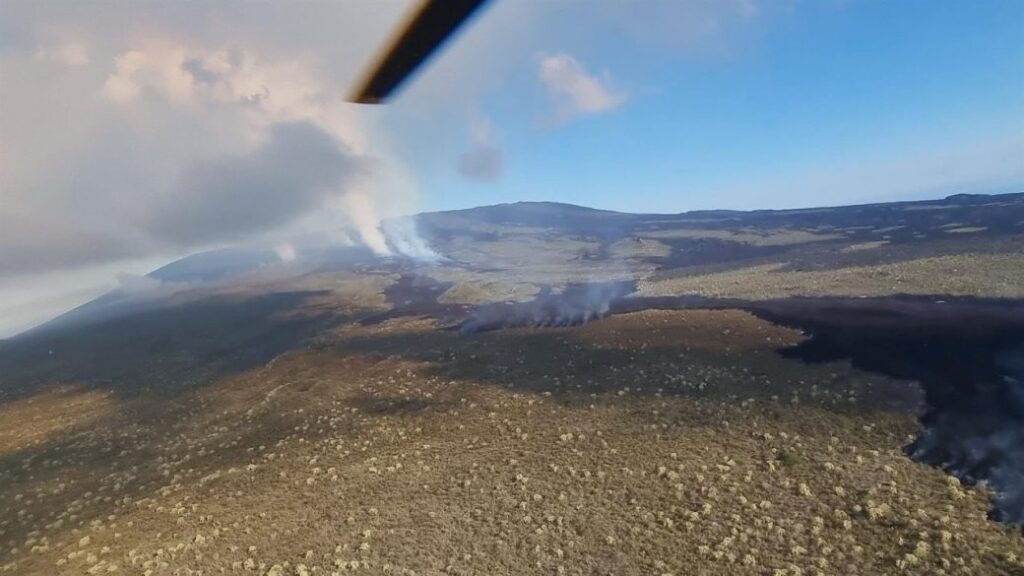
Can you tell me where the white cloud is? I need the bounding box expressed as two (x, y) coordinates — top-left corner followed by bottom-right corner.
(1, 28), (424, 282)
(100, 39), (366, 152)
(273, 243), (297, 263)
(538, 53), (625, 123)
(35, 42), (89, 66)
(102, 42), (194, 104)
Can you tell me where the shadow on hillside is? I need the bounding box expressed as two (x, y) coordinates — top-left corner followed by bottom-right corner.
(0, 385), (365, 565)
(0, 291), (343, 403)
(324, 319), (914, 414)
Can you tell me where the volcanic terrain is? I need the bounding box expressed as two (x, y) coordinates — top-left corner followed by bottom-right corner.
(2, 193), (1023, 575)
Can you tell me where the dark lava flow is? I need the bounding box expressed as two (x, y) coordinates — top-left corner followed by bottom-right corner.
(377, 274), (1024, 523)
(735, 296), (1024, 524)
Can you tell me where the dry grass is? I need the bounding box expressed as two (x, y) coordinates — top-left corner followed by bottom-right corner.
(640, 228), (843, 246)
(0, 386), (115, 455)
(1, 310), (1021, 575)
(421, 268), (541, 305)
(435, 235), (600, 269)
(288, 273), (398, 313)
(841, 241), (890, 253)
(439, 279), (540, 305)
(944, 227), (988, 235)
(606, 237), (672, 259)
(639, 253), (1024, 299)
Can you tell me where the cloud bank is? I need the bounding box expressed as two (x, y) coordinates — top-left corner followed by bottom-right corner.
(538, 53), (626, 123)
(0, 1), (429, 286)
(150, 121), (361, 246)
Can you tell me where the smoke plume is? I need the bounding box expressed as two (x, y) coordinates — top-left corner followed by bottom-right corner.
(458, 281), (634, 334)
(907, 344), (1024, 523)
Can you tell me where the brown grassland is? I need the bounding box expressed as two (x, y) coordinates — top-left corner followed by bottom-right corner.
(2, 309), (1022, 576)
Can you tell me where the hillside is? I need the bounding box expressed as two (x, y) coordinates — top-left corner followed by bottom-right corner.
(1, 192), (1023, 575)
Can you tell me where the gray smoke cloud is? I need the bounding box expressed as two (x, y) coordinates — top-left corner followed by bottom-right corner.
(908, 346), (1024, 524)
(150, 122), (361, 246)
(0, 0), (432, 289)
(909, 399), (1024, 524)
(458, 281), (634, 334)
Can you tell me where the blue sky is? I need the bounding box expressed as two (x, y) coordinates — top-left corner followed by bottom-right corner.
(389, 0), (1024, 213)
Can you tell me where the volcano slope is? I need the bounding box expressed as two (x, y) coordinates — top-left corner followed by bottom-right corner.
(1, 193), (1024, 576)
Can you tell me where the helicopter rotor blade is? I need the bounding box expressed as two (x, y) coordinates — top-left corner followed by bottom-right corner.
(349, 0), (490, 104)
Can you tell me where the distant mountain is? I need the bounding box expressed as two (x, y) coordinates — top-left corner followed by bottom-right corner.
(432, 201), (628, 223)
(15, 191), (1024, 339)
(417, 193), (1024, 241)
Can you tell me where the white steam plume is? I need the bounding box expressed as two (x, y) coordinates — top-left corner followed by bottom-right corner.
(340, 187), (391, 256)
(382, 217), (440, 261)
